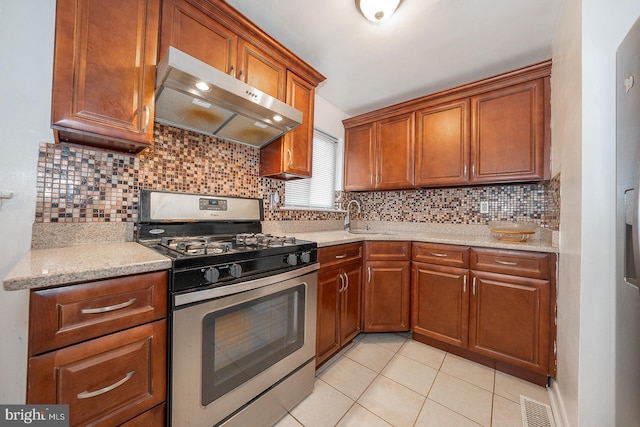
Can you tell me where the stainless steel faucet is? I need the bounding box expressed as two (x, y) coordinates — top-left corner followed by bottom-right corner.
(344, 199), (361, 232)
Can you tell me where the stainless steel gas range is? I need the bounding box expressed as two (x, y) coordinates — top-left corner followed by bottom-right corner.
(137, 190), (318, 427)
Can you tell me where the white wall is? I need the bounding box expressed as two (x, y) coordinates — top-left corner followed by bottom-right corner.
(0, 0), (56, 402)
(313, 94), (350, 191)
(551, 0), (640, 425)
(550, 0), (582, 424)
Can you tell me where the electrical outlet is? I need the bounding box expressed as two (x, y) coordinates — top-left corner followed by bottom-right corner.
(480, 201), (489, 214)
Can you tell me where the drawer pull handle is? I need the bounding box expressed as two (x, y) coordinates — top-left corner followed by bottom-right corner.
(335, 254), (348, 259)
(77, 371), (135, 399)
(429, 252), (448, 257)
(81, 298), (137, 314)
(495, 260), (518, 266)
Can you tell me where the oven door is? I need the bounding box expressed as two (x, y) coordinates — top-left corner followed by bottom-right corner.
(170, 265), (318, 427)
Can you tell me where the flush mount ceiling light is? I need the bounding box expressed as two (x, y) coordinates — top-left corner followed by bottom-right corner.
(355, 0), (401, 23)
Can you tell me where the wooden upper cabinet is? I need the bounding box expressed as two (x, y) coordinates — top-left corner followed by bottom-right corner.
(376, 113), (415, 190)
(470, 78), (549, 183)
(344, 113), (415, 191)
(160, 0), (285, 100)
(343, 61), (551, 189)
(160, 0), (237, 74)
(260, 71), (315, 178)
(344, 123), (376, 190)
(238, 38), (286, 100)
(415, 99), (470, 187)
(51, 0), (160, 153)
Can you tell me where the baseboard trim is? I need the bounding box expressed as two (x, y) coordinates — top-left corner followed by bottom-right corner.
(548, 378), (571, 427)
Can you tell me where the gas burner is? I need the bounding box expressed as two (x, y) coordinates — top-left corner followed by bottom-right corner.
(160, 236), (233, 256)
(235, 233), (297, 247)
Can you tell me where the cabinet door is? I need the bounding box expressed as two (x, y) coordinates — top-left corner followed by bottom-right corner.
(469, 271), (550, 374)
(259, 71), (314, 179)
(316, 267), (341, 366)
(364, 261), (410, 332)
(237, 38), (286, 100)
(160, 0), (238, 75)
(51, 0), (159, 152)
(411, 263), (469, 348)
(344, 123), (376, 190)
(470, 79), (548, 183)
(283, 72), (314, 176)
(340, 261), (363, 344)
(415, 99), (470, 187)
(28, 320), (166, 426)
(376, 113), (415, 189)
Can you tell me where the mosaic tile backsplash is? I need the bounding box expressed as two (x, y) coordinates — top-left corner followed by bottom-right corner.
(35, 124), (560, 229)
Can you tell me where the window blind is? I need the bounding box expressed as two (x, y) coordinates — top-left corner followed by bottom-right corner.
(284, 129), (337, 209)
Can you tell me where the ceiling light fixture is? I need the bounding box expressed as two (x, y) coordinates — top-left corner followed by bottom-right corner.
(355, 0), (401, 23)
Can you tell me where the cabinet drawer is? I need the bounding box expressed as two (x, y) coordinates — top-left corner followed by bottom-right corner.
(470, 248), (552, 279)
(412, 242), (469, 267)
(365, 241), (411, 261)
(27, 320), (167, 426)
(29, 271), (168, 356)
(120, 403), (165, 427)
(318, 243), (362, 268)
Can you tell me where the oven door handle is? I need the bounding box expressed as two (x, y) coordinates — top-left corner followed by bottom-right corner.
(174, 263), (320, 307)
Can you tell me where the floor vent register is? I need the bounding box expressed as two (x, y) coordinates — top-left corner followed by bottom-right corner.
(520, 395), (556, 427)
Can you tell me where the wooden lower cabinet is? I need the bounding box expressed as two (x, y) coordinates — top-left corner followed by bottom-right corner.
(27, 271), (168, 426)
(28, 321), (166, 427)
(316, 243), (363, 366)
(469, 271), (551, 375)
(363, 241), (411, 332)
(411, 262), (469, 348)
(316, 260), (362, 366)
(411, 243), (556, 384)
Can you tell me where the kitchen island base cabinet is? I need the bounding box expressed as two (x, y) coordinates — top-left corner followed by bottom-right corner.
(316, 243), (363, 367)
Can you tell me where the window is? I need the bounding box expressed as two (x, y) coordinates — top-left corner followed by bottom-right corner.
(284, 129), (338, 210)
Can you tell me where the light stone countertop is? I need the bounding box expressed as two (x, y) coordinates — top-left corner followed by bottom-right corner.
(3, 242), (172, 291)
(4, 221), (557, 292)
(286, 229), (558, 252)
(4, 221), (173, 291)
(263, 221), (559, 253)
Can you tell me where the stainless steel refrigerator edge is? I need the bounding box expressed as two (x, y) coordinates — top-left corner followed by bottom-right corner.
(616, 16), (640, 426)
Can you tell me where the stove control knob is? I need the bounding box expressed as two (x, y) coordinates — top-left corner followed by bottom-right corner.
(229, 263), (242, 278)
(286, 254), (298, 266)
(300, 251), (311, 263)
(205, 267), (220, 284)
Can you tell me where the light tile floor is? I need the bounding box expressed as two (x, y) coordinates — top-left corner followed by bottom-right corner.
(275, 333), (552, 427)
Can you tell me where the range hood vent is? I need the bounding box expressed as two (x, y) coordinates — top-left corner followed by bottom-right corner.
(155, 47), (302, 147)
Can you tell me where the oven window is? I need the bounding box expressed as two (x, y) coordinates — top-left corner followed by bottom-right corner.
(201, 284), (306, 406)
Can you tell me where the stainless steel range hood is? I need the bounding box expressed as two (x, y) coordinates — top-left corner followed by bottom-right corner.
(155, 47), (302, 147)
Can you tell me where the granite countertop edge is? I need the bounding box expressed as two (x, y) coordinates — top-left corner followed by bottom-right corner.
(3, 242), (172, 291)
(285, 230), (559, 253)
(4, 228), (557, 292)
